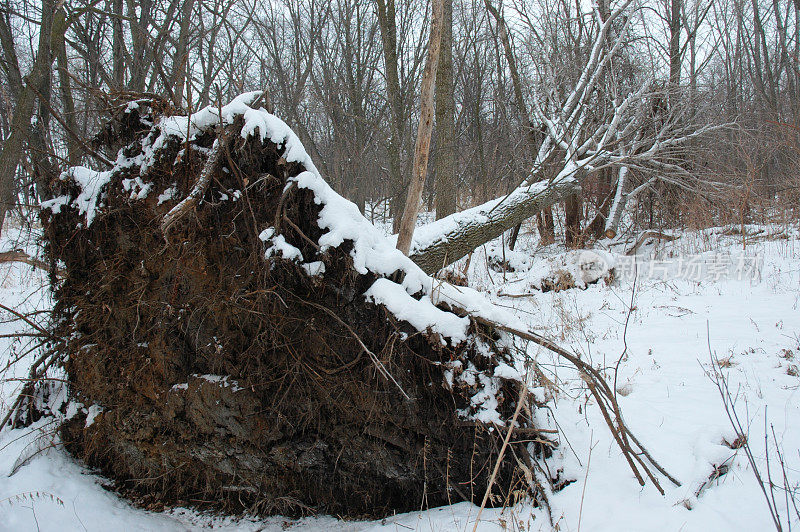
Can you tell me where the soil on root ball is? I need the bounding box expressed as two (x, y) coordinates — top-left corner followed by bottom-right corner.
(42, 99), (551, 518)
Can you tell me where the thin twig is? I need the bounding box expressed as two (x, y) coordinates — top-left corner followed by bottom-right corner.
(0, 304), (54, 340)
(706, 323), (783, 531)
(472, 382), (528, 532)
(474, 315), (681, 491)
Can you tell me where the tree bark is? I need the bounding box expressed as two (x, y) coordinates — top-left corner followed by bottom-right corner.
(409, 175), (581, 274)
(172, 0), (195, 107)
(604, 166), (630, 238)
(564, 192), (581, 248)
(112, 0), (125, 88)
(0, 8), (23, 98)
(53, 9), (80, 167)
(375, 0), (407, 232)
(668, 0), (682, 103)
(582, 179), (614, 239)
(0, 0), (58, 233)
(434, 0), (456, 220)
(396, 0), (444, 255)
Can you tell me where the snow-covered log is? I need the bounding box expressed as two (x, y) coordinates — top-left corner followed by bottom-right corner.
(410, 170), (581, 273)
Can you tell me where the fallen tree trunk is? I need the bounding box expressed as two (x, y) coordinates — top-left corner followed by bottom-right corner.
(409, 170), (581, 274)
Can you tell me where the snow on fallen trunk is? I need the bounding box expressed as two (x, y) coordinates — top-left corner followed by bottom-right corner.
(408, 169), (582, 274)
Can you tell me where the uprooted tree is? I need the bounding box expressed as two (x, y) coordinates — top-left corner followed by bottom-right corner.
(11, 89), (680, 519)
(30, 94), (555, 517)
(2, 1), (697, 518)
(2, 4), (689, 518)
(0, 69), (696, 519)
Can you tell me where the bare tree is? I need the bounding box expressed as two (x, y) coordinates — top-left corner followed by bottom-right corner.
(0, 0), (60, 233)
(409, 0), (721, 272)
(396, 0), (444, 255)
(434, 0), (456, 220)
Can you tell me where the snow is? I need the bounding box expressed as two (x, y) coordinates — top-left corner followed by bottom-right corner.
(193, 374), (243, 392)
(264, 233), (303, 262)
(301, 261), (325, 276)
(41, 167), (114, 226)
(497, 249), (615, 293)
(121, 176), (153, 201)
(69, 168), (113, 223)
(493, 362), (523, 381)
(84, 405), (104, 427)
(39, 195), (69, 215)
(4, 218), (798, 530)
(13, 93), (800, 529)
(157, 185), (178, 205)
(481, 226), (799, 531)
(465, 372), (504, 425)
(364, 278), (469, 343)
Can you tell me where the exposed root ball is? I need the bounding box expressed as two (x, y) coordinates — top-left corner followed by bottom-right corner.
(42, 94), (550, 517)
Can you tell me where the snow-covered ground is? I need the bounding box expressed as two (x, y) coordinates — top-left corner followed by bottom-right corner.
(1, 218), (799, 531)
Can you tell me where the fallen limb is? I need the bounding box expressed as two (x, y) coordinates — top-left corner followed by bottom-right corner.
(0, 250), (61, 276)
(474, 315), (682, 492)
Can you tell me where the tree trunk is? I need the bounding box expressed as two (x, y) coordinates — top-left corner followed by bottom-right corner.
(0, 0), (57, 233)
(434, 0), (456, 220)
(668, 0), (682, 104)
(396, 0), (444, 255)
(564, 193), (581, 248)
(541, 207), (555, 244)
(409, 174), (581, 274)
(604, 166), (630, 238)
(172, 0), (194, 107)
(375, 0), (407, 232)
(508, 223), (521, 250)
(584, 176), (616, 240)
(0, 9), (23, 99)
(53, 9), (81, 167)
(112, 0), (125, 88)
